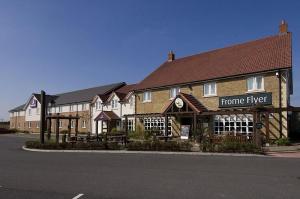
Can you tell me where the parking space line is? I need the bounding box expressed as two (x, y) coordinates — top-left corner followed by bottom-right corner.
(72, 193), (84, 199)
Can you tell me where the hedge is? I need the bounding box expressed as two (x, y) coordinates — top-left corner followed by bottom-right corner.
(25, 140), (122, 150)
(127, 140), (192, 152)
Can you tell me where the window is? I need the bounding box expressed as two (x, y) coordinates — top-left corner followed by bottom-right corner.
(58, 106), (62, 113)
(247, 76), (264, 92)
(36, 122), (39, 128)
(112, 99), (118, 109)
(28, 109), (32, 116)
(28, 122), (31, 128)
(82, 120), (86, 128)
(59, 121), (63, 128)
(143, 91), (151, 102)
(96, 102), (101, 110)
(204, 82), (217, 96)
(129, 96), (134, 108)
(143, 117), (172, 136)
(127, 119), (134, 131)
(71, 120), (75, 128)
(170, 87), (180, 99)
(214, 115), (253, 136)
(82, 104), (86, 111)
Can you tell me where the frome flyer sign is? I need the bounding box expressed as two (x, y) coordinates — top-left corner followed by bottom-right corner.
(219, 93), (272, 108)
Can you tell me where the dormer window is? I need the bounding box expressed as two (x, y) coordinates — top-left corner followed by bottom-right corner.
(112, 99), (118, 109)
(247, 76), (264, 92)
(170, 87), (180, 99)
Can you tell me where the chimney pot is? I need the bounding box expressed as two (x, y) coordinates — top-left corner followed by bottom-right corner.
(168, 51), (175, 62)
(279, 20), (288, 34)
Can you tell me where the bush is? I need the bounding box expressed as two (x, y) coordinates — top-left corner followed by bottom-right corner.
(127, 140), (192, 152)
(25, 140), (123, 150)
(0, 128), (17, 134)
(274, 138), (290, 146)
(201, 140), (262, 154)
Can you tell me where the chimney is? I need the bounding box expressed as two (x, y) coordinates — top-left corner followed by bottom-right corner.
(279, 20), (288, 35)
(168, 51), (175, 62)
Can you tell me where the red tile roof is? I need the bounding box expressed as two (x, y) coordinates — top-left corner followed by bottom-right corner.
(115, 84), (137, 101)
(94, 111), (120, 121)
(163, 93), (207, 114)
(135, 33), (292, 91)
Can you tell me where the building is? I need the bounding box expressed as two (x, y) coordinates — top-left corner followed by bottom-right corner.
(9, 82), (126, 133)
(9, 21), (295, 141)
(133, 21), (292, 141)
(91, 84), (136, 134)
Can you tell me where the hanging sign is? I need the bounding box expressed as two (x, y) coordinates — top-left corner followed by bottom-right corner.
(30, 99), (37, 108)
(175, 98), (184, 109)
(219, 93), (272, 108)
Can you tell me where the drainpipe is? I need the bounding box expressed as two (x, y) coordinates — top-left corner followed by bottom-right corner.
(278, 70), (283, 138)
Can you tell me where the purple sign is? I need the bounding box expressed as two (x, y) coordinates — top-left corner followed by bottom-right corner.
(30, 99), (37, 108)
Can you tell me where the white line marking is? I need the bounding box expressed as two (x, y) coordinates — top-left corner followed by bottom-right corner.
(72, 193), (84, 199)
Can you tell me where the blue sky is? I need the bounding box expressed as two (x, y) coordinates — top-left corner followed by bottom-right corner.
(0, 0), (299, 120)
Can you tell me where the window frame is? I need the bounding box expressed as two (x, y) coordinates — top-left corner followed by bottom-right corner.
(170, 87), (180, 99)
(203, 82), (217, 97)
(82, 120), (86, 128)
(247, 76), (264, 92)
(143, 91), (152, 102)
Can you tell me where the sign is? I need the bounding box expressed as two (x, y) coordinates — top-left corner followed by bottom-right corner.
(180, 125), (190, 139)
(219, 93), (272, 108)
(175, 98), (184, 109)
(30, 99), (37, 108)
(255, 122), (263, 129)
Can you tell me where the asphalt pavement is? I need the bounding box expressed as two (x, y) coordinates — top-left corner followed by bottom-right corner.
(0, 134), (300, 199)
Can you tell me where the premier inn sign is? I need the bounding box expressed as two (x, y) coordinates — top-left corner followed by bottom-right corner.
(219, 93), (272, 108)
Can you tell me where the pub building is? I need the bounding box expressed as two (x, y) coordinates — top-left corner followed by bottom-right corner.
(130, 21), (293, 143)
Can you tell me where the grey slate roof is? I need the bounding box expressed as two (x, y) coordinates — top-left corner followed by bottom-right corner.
(52, 82), (125, 105)
(9, 104), (26, 112)
(9, 82), (125, 112)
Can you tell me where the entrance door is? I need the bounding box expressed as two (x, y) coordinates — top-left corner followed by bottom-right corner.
(180, 117), (193, 139)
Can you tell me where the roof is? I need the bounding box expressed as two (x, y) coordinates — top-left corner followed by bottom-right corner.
(135, 33), (292, 91)
(114, 84), (137, 101)
(163, 93), (207, 114)
(9, 104), (26, 112)
(52, 82), (125, 105)
(94, 111), (120, 121)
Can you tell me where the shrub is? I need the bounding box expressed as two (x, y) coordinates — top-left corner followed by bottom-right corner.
(274, 138), (290, 146)
(25, 140), (122, 150)
(0, 128), (17, 134)
(127, 140), (192, 152)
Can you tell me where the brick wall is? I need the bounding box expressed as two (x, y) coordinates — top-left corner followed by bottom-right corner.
(136, 71), (289, 138)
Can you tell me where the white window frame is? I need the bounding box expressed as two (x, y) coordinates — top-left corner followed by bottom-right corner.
(214, 115), (253, 136)
(129, 96), (134, 108)
(82, 104), (86, 111)
(143, 117), (172, 136)
(59, 120), (63, 128)
(82, 120), (86, 128)
(170, 87), (180, 99)
(28, 122), (31, 128)
(58, 106), (62, 113)
(204, 82), (217, 97)
(247, 76), (264, 92)
(71, 120), (75, 129)
(143, 91), (152, 102)
(112, 99), (118, 109)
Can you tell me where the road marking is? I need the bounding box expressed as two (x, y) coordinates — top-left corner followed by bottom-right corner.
(72, 193), (84, 199)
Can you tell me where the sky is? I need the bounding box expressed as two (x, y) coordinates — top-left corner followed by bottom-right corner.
(0, 0), (300, 120)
